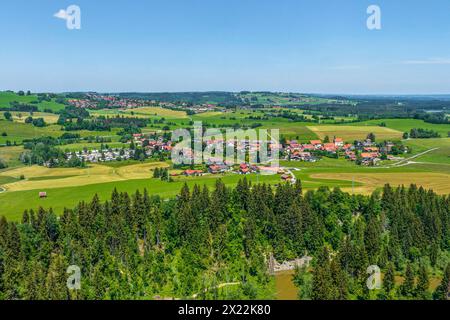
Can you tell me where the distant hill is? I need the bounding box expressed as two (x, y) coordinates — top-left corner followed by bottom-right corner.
(0, 91), (66, 112)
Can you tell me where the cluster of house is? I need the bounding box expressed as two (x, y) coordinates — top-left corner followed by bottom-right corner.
(186, 104), (218, 114)
(67, 99), (98, 109)
(132, 133), (173, 152)
(285, 138), (400, 166)
(180, 159), (291, 181)
(285, 138), (346, 162)
(68, 94), (147, 109)
(65, 148), (140, 163)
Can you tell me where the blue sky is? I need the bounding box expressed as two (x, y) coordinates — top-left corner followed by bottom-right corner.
(1, 0), (450, 94)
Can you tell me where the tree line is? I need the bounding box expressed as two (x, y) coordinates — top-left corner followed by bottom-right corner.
(0, 180), (449, 300)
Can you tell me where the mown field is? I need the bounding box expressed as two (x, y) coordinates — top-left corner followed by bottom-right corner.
(0, 111), (59, 124)
(307, 125), (403, 141)
(89, 106), (188, 119)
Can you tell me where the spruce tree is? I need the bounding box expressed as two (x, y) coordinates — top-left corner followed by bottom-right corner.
(311, 246), (333, 300)
(433, 263), (450, 300)
(415, 263), (430, 299)
(383, 263), (395, 298)
(400, 263), (415, 298)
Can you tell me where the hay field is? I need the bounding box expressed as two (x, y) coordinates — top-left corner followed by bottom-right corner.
(310, 172), (450, 195)
(0, 111), (59, 124)
(125, 107), (188, 119)
(0, 162), (169, 192)
(307, 125), (403, 141)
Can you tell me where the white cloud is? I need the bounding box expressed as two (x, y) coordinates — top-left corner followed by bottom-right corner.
(54, 9), (69, 20)
(402, 58), (450, 65)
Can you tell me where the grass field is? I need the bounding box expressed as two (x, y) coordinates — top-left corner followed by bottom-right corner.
(2, 153), (449, 221)
(403, 138), (450, 165)
(0, 162), (170, 192)
(310, 172), (450, 195)
(350, 118), (450, 138)
(0, 171), (281, 221)
(263, 122), (318, 141)
(191, 110), (320, 141)
(0, 120), (62, 144)
(0, 91), (66, 112)
(0, 111), (59, 124)
(90, 107), (188, 119)
(307, 125), (403, 141)
(0, 120), (120, 145)
(0, 146), (23, 167)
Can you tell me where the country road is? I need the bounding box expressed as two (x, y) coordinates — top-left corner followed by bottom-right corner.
(373, 148), (440, 169)
(285, 169), (297, 184)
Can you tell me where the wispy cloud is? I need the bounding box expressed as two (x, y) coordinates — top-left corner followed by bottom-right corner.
(402, 58), (450, 65)
(54, 9), (69, 20)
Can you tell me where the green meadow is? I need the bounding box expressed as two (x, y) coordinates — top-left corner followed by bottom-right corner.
(349, 118), (450, 137)
(0, 120), (62, 144)
(0, 91), (66, 112)
(0, 119), (121, 145)
(0, 173), (281, 221)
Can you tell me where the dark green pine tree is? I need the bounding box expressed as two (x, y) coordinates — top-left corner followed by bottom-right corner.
(415, 263), (430, 300)
(294, 179), (303, 195)
(277, 197), (303, 256)
(383, 263), (395, 298)
(311, 246), (334, 300)
(433, 263), (450, 300)
(400, 263), (415, 299)
(243, 215), (257, 259)
(235, 178), (250, 211)
(330, 257), (348, 300)
(176, 183), (198, 245)
(364, 215), (382, 264)
(45, 253), (69, 300)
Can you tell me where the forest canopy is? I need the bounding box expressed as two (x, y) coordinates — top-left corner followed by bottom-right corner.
(0, 180), (449, 300)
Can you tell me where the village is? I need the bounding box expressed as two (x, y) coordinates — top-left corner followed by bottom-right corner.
(59, 133), (407, 185)
(284, 136), (406, 166)
(63, 133), (173, 164)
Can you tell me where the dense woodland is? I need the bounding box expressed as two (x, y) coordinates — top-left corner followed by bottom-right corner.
(409, 128), (441, 139)
(0, 179), (449, 300)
